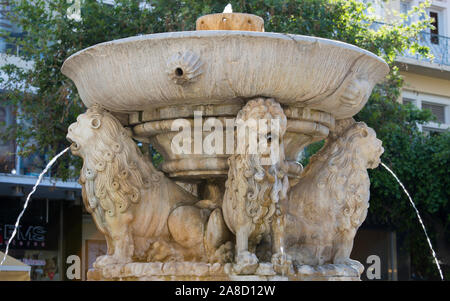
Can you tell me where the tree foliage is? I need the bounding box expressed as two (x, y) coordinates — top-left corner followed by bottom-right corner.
(1, 0), (447, 279)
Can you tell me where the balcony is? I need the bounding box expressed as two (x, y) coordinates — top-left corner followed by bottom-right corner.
(402, 31), (449, 67)
(0, 41), (20, 56)
(371, 21), (450, 69)
(0, 39), (21, 57)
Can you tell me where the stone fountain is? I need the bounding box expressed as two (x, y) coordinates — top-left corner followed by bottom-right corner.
(62, 9), (388, 281)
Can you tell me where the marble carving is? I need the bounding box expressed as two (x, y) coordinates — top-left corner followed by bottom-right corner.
(63, 12), (389, 281)
(284, 118), (384, 274)
(222, 98), (290, 275)
(67, 99), (384, 280)
(67, 106), (233, 266)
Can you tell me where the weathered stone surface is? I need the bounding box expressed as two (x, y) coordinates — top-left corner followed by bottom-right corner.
(67, 107), (233, 268)
(87, 262), (360, 281)
(284, 118), (383, 276)
(68, 102), (383, 282)
(161, 262), (211, 277)
(223, 99), (290, 275)
(121, 262), (163, 277)
(68, 103), (383, 281)
(61, 31), (388, 119)
(196, 13), (265, 32)
(256, 263), (276, 276)
(131, 104), (332, 180)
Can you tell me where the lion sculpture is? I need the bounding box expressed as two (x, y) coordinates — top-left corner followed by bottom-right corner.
(222, 98), (290, 274)
(283, 118), (384, 274)
(67, 106), (232, 267)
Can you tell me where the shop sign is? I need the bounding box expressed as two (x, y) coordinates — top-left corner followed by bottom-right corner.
(0, 223), (57, 250)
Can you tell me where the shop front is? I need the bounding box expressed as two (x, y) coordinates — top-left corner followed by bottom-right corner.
(0, 195), (82, 281)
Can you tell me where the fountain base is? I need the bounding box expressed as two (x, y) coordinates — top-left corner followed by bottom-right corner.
(87, 262), (361, 281)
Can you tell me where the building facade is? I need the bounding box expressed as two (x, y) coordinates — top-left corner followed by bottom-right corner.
(366, 0), (450, 131)
(397, 0), (450, 135)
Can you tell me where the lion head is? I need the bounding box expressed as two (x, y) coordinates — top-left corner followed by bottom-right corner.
(67, 106), (159, 217)
(235, 98), (287, 163)
(308, 118), (384, 174)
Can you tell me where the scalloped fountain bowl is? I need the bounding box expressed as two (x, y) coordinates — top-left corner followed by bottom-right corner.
(62, 30), (389, 180)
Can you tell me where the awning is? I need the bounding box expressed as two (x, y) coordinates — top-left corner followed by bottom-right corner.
(0, 251), (31, 281)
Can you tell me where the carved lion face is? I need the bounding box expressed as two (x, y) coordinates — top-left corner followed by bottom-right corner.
(237, 98), (287, 161)
(66, 111), (102, 156)
(355, 125), (384, 169)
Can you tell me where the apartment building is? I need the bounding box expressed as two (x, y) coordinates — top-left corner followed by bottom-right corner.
(370, 0), (450, 133)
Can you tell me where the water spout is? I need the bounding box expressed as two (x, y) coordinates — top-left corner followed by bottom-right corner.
(0, 147), (70, 266)
(223, 4), (232, 13)
(380, 162), (444, 280)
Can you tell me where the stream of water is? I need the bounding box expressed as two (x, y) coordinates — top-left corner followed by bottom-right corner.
(380, 162), (444, 280)
(0, 147), (70, 266)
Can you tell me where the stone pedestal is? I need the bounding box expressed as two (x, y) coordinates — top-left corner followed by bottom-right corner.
(87, 262), (360, 281)
(196, 13), (265, 32)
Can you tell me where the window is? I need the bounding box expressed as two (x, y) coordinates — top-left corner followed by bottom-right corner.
(402, 97), (415, 105)
(400, 1), (410, 14)
(401, 90), (450, 133)
(423, 127), (446, 137)
(422, 102), (445, 123)
(400, 1), (411, 25)
(429, 11), (439, 44)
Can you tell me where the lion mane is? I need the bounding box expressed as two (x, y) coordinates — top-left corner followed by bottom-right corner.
(68, 106), (234, 265)
(285, 118), (383, 266)
(223, 98), (290, 245)
(72, 106), (171, 252)
(302, 119), (372, 231)
(78, 107), (160, 215)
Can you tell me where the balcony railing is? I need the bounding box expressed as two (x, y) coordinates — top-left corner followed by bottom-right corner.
(0, 40), (21, 56)
(370, 21), (450, 66)
(402, 31), (449, 66)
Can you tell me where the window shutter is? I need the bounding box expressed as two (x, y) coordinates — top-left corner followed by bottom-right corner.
(422, 102), (446, 123)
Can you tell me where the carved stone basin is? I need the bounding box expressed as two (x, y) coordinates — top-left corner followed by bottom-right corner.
(62, 30), (388, 180)
(62, 31), (387, 118)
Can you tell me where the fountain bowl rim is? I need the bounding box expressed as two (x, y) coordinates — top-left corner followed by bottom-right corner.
(62, 30), (388, 72)
(61, 30), (389, 118)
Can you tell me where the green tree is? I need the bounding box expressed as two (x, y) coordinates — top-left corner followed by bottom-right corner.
(1, 0), (447, 279)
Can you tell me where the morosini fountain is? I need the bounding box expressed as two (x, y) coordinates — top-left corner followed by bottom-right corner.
(61, 9), (390, 281)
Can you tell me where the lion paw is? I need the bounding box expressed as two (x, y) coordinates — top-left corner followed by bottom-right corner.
(334, 258), (364, 275)
(93, 255), (131, 268)
(233, 251), (259, 275)
(271, 252), (294, 275)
